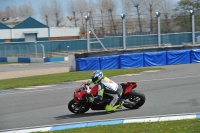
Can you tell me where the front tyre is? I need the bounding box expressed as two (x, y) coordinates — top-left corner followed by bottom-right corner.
(68, 99), (90, 114)
(123, 90), (145, 109)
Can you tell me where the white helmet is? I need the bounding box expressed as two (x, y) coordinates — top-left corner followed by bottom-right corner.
(91, 70), (103, 84)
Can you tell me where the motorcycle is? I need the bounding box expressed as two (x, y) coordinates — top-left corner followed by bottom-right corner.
(68, 82), (145, 114)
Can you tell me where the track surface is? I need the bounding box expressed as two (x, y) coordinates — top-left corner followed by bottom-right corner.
(0, 62), (69, 72)
(0, 63), (200, 130)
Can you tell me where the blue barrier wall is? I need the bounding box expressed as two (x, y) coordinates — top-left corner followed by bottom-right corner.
(100, 55), (120, 70)
(167, 50), (191, 65)
(76, 49), (200, 71)
(76, 57), (100, 71)
(191, 49), (200, 63)
(120, 53), (144, 68)
(144, 51), (167, 67)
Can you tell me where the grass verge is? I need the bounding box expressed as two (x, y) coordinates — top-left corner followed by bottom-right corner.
(0, 67), (164, 90)
(34, 119), (200, 133)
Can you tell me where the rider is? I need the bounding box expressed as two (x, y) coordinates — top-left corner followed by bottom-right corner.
(86, 70), (124, 113)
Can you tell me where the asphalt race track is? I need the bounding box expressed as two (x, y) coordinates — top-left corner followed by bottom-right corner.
(0, 63), (200, 131)
(0, 62), (69, 72)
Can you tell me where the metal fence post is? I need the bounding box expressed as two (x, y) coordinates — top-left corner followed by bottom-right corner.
(121, 14), (126, 50)
(85, 15), (90, 52)
(34, 41), (37, 58)
(190, 10), (195, 45)
(40, 44), (45, 58)
(156, 12), (161, 47)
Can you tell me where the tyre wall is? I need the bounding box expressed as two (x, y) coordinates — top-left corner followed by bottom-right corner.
(76, 49), (200, 71)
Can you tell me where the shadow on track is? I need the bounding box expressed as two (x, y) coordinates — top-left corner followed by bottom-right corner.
(55, 108), (136, 120)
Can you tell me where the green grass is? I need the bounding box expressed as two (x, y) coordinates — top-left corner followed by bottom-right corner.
(0, 62), (18, 65)
(0, 67), (164, 90)
(34, 119), (200, 133)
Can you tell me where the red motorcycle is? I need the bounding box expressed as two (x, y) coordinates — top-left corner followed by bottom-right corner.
(68, 82), (145, 114)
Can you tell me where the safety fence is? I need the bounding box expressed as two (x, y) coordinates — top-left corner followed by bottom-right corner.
(1, 32), (200, 58)
(76, 49), (200, 71)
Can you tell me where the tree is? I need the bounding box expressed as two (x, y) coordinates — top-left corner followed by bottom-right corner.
(131, 0), (144, 33)
(50, 0), (63, 27)
(17, 2), (34, 17)
(67, 0), (78, 27)
(97, 0), (106, 33)
(121, 0), (135, 33)
(87, 1), (97, 30)
(159, 0), (176, 33)
(4, 6), (15, 18)
(77, 0), (88, 31)
(175, 0), (200, 32)
(102, 0), (117, 34)
(0, 12), (4, 19)
(143, 0), (160, 32)
(38, 2), (52, 26)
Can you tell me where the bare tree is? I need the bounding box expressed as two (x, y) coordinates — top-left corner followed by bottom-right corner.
(0, 12), (4, 19)
(121, 0), (135, 33)
(77, 0), (88, 31)
(38, 2), (52, 26)
(102, 0), (117, 34)
(144, 0), (159, 32)
(97, 0), (107, 33)
(131, 0), (144, 33)
(50, 0), (63, 27)
(19, 2), (34, 17)
(87, 1), (97, 30)
(159, 0), (175, 33)
(4, 6), (15, 18)
(67, 0), (78, 27)
(122, 0), (132, 15)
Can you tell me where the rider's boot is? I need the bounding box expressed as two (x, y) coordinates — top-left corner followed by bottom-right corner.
(113, 100), (124, 109)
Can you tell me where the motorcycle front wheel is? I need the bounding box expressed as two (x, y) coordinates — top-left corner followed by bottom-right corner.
(123, 90), (145, 109)
(68, 99), (90, 114)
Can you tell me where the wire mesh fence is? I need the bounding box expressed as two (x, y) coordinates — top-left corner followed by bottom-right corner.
(0, 12), (199, 58)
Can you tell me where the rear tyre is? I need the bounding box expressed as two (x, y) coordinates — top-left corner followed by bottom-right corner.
(123, 90), (145, 109)
(68, 99), (90, 114)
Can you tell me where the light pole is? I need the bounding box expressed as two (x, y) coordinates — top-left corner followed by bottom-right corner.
(67, 46), (69, 55)
(85, 15), (90, 52)
(156, 12), (161, 47)
(121, 14), (126, 50)
(190, 10), (195, 45)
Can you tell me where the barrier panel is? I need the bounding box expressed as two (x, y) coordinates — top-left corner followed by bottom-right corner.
(0, 57), (7, 62)
(144, 51), (167, 67)
(191, 49), (200, 63)
(76, 57), (100, 71)
(44, 57), (65, 62)
(18, 58), (31, 63)
(100, 55), (120, 70)
(73, 49), (200, 71)
(120, 53), (144, 68)
(167, 50), (191, 65)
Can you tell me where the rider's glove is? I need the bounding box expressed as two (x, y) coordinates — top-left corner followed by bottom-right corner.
(88, 97), (94, 103)
(86, 79), (92, 86)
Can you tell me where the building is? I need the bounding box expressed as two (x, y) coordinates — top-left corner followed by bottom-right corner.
(0, 17), (80, 43)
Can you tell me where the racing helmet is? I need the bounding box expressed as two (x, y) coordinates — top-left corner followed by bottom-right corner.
(91, 70), (103, 84)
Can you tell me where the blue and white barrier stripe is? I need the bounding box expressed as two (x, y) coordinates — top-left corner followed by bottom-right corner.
(0, 113), (199, 133)
(0, 57), (68, 63)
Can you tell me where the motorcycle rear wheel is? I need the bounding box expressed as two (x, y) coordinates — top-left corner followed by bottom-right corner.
(123, 90), (145, 109)
(68, 99), (90, 114)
